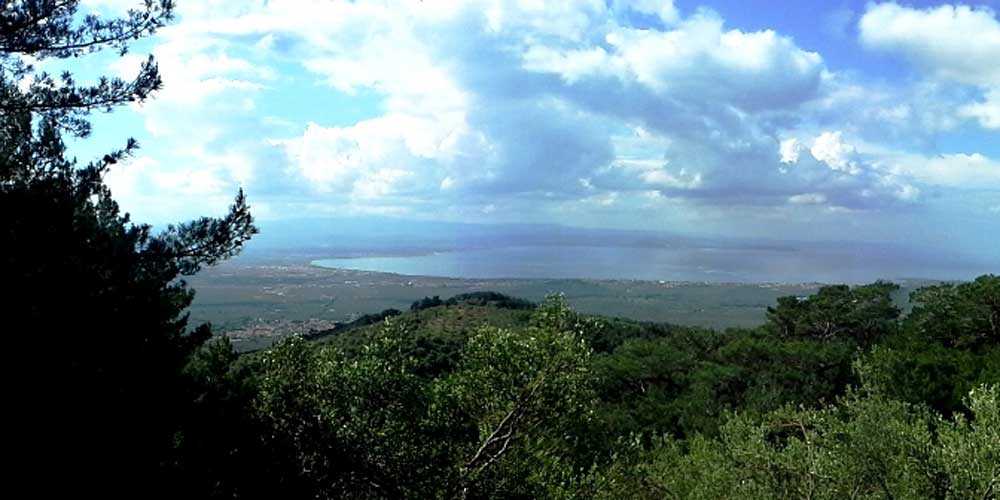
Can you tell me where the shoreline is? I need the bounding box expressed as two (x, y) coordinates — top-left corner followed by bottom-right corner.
(188, 262), (948, 345)
(306, 258), (949, 288)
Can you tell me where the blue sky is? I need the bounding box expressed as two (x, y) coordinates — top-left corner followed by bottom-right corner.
(67, 0), (999, 260)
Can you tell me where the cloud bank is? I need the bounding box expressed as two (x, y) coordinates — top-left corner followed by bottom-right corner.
(79, 0), (998, 250)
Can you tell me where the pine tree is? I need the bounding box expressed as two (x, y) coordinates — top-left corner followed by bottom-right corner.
(1, 2), (256, 495)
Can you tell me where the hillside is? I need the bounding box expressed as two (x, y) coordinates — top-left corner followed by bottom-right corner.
(204, 278), (999, 498)
(189, 263), (937, 352)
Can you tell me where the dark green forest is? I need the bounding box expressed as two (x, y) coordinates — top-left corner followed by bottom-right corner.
(166, 280), (997, 498)
(2, 2), (997, 498)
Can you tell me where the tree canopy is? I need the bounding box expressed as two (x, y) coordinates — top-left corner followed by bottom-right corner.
(2, 2), (997, 498)
(2, 1), (255, 495)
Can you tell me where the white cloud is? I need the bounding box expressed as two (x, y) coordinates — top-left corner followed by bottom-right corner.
(102, 155), (236, 221)
(622, 0), (680, 25)
(81, 0), (145, 13)
(353, 168), (413, 199)
(117, 37), (272, 110)
(577, 13), (824, 111)
(859, 3), (1000, 132)
(788, 193), (827, 205)
(859, 3), (1000, 87)
(522, 46), (621, 84)
(589, 191), (619, 207)
(959, 88), (1000, 129)
(638, 167), (703, 190)
(883, 152), (1000, 189)
(133, 1), (828, 208)
(75, 0), (1000, 232)
(810, 131), (861, 175)
(274, 116), (455, 198)
(773, 130), (927, 208)
(779, 138), (802, 164)
(894, 183), (920, 202)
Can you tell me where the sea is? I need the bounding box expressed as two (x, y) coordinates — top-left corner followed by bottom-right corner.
(311, 244), (992, 284)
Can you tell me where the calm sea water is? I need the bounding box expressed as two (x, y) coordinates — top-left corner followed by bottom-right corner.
(311, 245), (988, 284)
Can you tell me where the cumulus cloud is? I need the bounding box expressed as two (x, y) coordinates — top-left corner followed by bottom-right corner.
(78, 0), (1000, 238)
(859, 2), (1000, 87)
(274, 116), (464, 199)
(883, 152), (1000, 189)
(810, 131), (861, 175)
(244, 1), (830, 209)
(774, 130), (922, 209)
(780, 138), (802, 165)
(959, 88), (1000, 129)
(859, 2), (1000, 130)
(103, 155), (240, 222)
(600, 14), (824, 111)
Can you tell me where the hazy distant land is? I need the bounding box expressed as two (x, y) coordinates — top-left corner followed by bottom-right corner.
(188, 259), (941, 351)
(185, 217), (993, 350)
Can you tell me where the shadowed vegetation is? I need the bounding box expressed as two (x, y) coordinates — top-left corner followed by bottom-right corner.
(3, 2), (997, 498)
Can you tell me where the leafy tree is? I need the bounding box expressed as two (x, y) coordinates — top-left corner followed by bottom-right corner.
(168, 338), (273, 498)
(766, 281), (900, 347)
(592, 329), (731, 440)
(442, 296), (595, 497)
(934, 385), (1000, 499)
(444, 291), (536, 310)
(614, 384), (999, 499)
(857, 276), (1000, 415)
(141, 279), (1000, 496)
(591, 327), (857, 442)
(859, 342), (999, 416)
(182, 297), (595, 498)
(2, 1), (256, 494)
(411, 295), (444, 311)
(251, 330), (449, 498)
(907, 275), (1000, 349)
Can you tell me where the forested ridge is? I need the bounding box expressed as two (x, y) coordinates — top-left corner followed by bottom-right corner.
(162, 280), (997, 498)
(2, 2), (997, 498)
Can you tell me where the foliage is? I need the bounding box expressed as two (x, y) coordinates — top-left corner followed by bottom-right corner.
(253, 328), (455, 498)
(167, 338), (272, 498)
(858, 341), (999, 416)
(175, 297), (596, 498)
(2, 1), (255, 494)
(445, 291), (536, 310)
(410, 292), (536, 312)
(1, 0), (175, 136)
(907, 275), (1000, 350)
(611, 384), (999, 500)
(302, 307), (403, 341)
(170, 279), (1000, 497)
(766, 281), (900, 347)
(855, 276), (1000, 416)
(411, 294), (446, 311)
(6, 3), (996, 499)
(591, 324), (856, 441)
(442, 296), (595, 497)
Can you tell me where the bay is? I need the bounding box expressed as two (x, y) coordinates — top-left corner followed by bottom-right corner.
(311, 244), (987, 284)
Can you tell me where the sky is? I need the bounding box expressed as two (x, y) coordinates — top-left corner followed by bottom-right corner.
(66, 0), (1000, 260)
